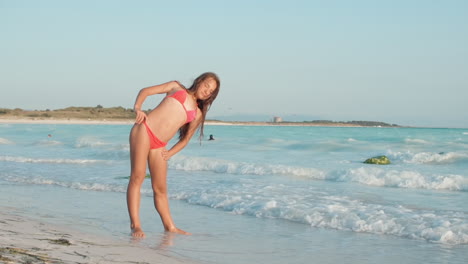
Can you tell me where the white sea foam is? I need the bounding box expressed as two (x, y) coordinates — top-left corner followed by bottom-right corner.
(410, 152), (468, 164)
(116, 143), (130, 152)
(405, 138), (430, 144)
(75, 136), (110, 148)
(0, 155), (111, 165)
(0, 138), (14, 144)
(3, 165), (467, 245)
(5, 172), (468, 245)
(388, 150), (468, 164)
(34, 140), (63, 146)
(169, 156), (467, 191)
(4, 177), (128, 193)
(342, 167), (467, 191)
(169, 156), (326, 178)
(172, 187), (468, 245)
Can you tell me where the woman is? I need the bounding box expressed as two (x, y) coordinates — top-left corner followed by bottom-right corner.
(127, 72), (220, 237)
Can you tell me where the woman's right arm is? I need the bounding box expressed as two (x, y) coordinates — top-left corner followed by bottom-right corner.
(133, 81), (182, 123)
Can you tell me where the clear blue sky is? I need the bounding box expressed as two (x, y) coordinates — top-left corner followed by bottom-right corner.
(1, 0), (467, 127)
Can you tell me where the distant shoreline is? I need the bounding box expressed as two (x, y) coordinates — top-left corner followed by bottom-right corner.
(0, 117), (399, 127)
(0, 117), (134, 125)
(0, 107), (400, 127)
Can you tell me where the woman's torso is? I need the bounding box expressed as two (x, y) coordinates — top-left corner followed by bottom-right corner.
(144, 89), (198, 142)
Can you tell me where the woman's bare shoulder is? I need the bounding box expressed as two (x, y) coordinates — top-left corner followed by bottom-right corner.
(173, 80), (186, 89)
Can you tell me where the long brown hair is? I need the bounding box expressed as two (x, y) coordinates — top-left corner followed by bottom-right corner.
(178, 72), (220, 141)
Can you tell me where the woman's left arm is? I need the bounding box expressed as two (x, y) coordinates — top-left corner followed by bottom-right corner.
(162, 110), (203, 160)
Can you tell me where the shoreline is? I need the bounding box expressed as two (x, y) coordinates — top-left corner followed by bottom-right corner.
(0, 208), (195, 264)
(0, 117), (134, 125)
(0, 117), (391, 127)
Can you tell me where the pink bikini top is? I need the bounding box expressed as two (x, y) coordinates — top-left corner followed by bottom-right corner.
(167, 90), (197, 123)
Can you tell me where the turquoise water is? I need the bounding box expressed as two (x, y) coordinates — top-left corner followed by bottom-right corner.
(1, 123), (467, 263)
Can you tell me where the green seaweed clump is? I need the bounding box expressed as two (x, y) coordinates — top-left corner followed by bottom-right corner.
(364, 155), (391, 165)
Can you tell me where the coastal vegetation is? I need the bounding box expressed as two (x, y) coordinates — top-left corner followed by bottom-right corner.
(0, 106), (135, 120)
(0, 106), (400, 127)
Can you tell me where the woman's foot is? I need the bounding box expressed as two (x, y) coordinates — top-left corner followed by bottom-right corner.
(166, 227), (191, 235)
(131, 227), (145, 238)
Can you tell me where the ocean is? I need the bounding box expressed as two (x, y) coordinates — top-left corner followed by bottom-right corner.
(1, 123), (467, 264)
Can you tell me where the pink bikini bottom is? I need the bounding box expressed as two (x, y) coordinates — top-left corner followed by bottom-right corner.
(143, 120), (167, 149)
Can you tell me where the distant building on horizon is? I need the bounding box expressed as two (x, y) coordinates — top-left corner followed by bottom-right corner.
(273, 116), (282, 123)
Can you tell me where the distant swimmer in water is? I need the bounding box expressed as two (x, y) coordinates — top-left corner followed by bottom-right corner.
(209, 134), (215, 141)
(48, 134), (52, 138)
(127, 72), (220, 238)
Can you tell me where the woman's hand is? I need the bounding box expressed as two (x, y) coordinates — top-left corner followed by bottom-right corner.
(134, 109), (147, 124)
(161, 148), (171, 161)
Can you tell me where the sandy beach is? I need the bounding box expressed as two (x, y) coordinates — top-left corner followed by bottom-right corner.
(0, 118), (233, 126)
(0, 118), (134, 125)
(0, 207), (195, 264)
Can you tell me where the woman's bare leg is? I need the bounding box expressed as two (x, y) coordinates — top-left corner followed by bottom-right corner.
(127, 124), (150, 238)
(148, 149), (190, 235)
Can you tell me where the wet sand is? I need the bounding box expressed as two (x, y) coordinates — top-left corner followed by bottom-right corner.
(0, 208), (195, 264)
